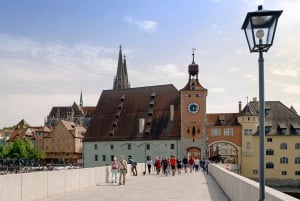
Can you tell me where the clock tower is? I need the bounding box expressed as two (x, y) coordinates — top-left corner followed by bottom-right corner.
(180, 49), (208, 159)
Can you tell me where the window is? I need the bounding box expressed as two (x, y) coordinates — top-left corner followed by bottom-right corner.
(280, 143), (287, 150)
(94, 155), (98, 161)
(280, 157), (288, 164)
(253, 170), (258, 174)
(94, 144), (98, 149)
(146, 144), (150, 150)
(295, 171), (300, 176)
(295, 157), (300, 164)
(102, 155), (106, 161)
(244, 129), (252, 136)
(212, 129), (221, 136)
(171, 144), (175, 149)
(111, 144), (114, 150)
(246, 142), (251, 149)
(128, 144), (131, 150)
(266, 149), (274, 155)
(265, 126), (271, 133)
(281, 171), (287, 175)
(267, 138), (272, 142)
(266, 162), (274, 169)
(224, 128), (233, 136)
(295, 143), (300, 150)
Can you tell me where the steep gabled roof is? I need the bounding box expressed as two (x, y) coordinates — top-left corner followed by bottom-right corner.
(207, 113), (240, 126)
(246, 101), (300, 135)
(84, 84), (181, 142)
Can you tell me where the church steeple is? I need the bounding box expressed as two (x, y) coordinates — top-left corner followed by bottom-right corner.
(188, 48), (199, 80)
(113, 45), (130, 90)
(80, 89), (83, 107)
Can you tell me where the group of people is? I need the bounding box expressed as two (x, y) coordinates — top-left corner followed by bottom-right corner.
(152, 156), (209, 176)
(108, 155), (209, 185)
(110, 155), (128, 185)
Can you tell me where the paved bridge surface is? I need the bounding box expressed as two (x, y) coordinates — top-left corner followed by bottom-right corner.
(35, 170), (229, 201)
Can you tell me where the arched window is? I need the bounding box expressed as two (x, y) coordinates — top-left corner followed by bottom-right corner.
(295, 157), (300, 164)
(266, 149), (274, 155)
(280, 143), (287, 149)
(280, 157), (288, 164)
(266, 162), (274, 169)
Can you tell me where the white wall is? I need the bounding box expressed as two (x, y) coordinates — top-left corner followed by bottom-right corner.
(208, 163), (298, 201)
(0, 166), (112, 201)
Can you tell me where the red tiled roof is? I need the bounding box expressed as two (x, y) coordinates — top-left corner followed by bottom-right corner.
(84, 84), (181, 142)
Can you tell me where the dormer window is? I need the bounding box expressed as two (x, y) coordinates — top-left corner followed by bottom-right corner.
(219, 115), (225, 124)
(120, 95), (126, 102)
(265, 122), (272, 134)
(278, 123), (287, 135)
(146, 117), (152, 125)
(265, 126), (271, 133)
(291, 123), (300, 135)
(265, 107), (270, 116)
(116, 111), (121, 118)
(112, 120), (118, 127)
(145, 127), (151, 135)
(148, 108), (153, 116)
(150, 93), (156, 99)
(149, 99), (155, 107)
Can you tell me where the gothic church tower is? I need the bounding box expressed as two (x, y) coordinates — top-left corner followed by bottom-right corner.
(180, 49), (208, 159)
(113, 45), (130, 90)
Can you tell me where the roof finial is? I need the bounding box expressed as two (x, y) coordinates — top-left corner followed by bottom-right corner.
(119, 45), (122, 50)
(192, 47), (196, 64)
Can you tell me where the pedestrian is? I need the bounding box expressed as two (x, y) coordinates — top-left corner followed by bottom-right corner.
(176, 156), (182, 174)
(194, 157), (200, 172)
(111, 157), (119, 183)
(162, 157), (170, 176)
(188, 157), (194, 173)
(170, 155), (176, 176)
(128, 156), (138, 176)
(182, 156), (188, 173)
(154, 157), (161, 174)
(118, 155), (128, 185)
(146, 156), (153, 174)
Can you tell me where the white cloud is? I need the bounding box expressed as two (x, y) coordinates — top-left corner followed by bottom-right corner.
(271, 67), (298, 78)
(124, 16), (158, 33)
(210, 88), (225, 93)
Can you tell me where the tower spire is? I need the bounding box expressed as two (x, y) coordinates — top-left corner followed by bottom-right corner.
(188, 48), (199, 79)
(80, 89), (83, 107)
(113, 45), (130, 90)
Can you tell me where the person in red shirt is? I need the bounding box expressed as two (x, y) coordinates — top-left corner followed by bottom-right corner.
(170, 155), (177, 176)
(154, 157), (161, 174)
(188, 157), (194, 173)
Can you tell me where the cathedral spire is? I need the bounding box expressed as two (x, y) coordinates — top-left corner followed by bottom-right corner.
(113, 45), (130, 90)
(80, 89), (83, 107)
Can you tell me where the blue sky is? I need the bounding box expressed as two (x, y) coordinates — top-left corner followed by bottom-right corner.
(0, 0), (300, 127)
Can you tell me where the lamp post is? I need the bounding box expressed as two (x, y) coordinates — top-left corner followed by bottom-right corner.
(241, 5), (282, 201)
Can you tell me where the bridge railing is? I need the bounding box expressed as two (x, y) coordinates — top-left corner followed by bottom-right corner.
(208, 163), (298, 201)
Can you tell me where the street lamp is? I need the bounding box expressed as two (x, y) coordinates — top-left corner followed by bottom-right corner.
(241, 5), (282, 201)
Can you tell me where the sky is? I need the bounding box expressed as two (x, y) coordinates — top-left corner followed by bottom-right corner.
(0, 0), (299, 128)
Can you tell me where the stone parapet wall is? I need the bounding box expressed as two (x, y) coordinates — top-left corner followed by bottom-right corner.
(209, 163), (299, 201)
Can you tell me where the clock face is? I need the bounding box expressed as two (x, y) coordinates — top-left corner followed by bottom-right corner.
(187, 102), (200, 114)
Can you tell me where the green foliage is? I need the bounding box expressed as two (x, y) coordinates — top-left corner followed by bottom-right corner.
(5, 137), (43, 160)
(0, 145), (5, 158)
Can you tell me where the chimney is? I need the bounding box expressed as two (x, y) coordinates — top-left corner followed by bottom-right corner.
(238, 101), (242, 112)
(253, 97), (257, 102)
(170, 105), (174, 121)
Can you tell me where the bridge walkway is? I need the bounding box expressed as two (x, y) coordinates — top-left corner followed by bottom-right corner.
(35, 169), (229, 201)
